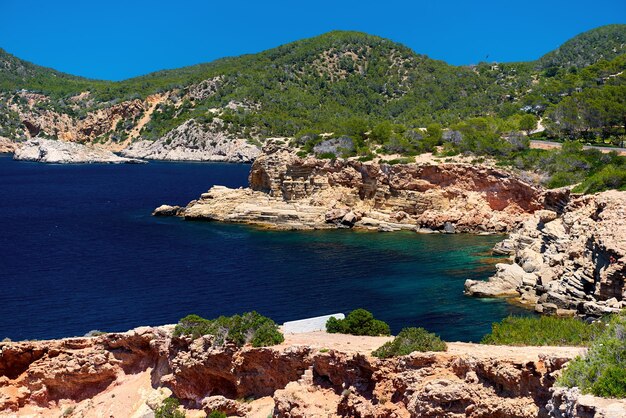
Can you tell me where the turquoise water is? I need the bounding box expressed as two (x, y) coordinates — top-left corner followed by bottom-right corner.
(0, 155), (532, 341)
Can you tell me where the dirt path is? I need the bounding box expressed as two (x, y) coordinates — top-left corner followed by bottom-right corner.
(530, 139), (626, 156)
(282, 331), (586, 360)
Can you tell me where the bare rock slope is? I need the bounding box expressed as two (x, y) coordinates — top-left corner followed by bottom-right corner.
(3, 327), (620, 418)
(121, 119), (261, 163)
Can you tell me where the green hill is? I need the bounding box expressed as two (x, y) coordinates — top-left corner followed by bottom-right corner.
(537, 24), (626, 70)
(0, 26), (624, 140)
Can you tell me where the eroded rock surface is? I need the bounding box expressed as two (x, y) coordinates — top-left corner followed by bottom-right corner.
(169, 145), (546, 233)
(1, 327), (614, 418)
(121, 119), (261, 163)
(13, 138), (145, 164)
(466, 191), (626, 318)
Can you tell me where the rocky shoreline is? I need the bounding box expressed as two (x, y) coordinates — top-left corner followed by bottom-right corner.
(156, 145), (625, 320)
(3, 326), (623, 417)
(156, 144), (550, 233)
(13, 138), (145, 164)
(465, 190), (626, 318)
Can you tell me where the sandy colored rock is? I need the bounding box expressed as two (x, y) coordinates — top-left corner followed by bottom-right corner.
(171, 144), (546, 233)
(0, 137), (17, 153)
(466, 190), (626, 317)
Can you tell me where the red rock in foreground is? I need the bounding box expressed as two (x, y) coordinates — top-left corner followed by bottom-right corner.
(2, 327), (623, 417)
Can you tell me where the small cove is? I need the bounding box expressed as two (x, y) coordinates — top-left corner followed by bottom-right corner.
(0, 154), (532, 342)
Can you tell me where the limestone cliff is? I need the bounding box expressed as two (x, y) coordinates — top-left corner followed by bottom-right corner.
(465, 191), (626, 318)
(2, 327), (620, 418)
(169, 145), (546, 233)
(2, 89), (261, 163)
(121, 119), (260, 163)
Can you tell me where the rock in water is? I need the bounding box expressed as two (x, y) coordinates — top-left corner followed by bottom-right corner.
(152, 205), (183, 217)
(14, 138), (145, 164)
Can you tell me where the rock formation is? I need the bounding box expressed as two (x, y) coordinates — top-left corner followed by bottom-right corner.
(168, 144), (546, 233)
(121, 119), (261, 163)
(13, 138), (145, 164)
(0, 137), (16, 153)
(2, 326), (621, 417)
(465, 190), (626, 318)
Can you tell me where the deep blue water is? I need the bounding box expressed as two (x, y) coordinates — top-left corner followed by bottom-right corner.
(0, 154), (531, 342)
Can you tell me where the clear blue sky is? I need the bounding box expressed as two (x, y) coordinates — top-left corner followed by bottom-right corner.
(1, 0), (624, 81)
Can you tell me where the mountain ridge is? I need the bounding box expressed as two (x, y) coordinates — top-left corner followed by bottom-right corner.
(2, 25), (625, 91)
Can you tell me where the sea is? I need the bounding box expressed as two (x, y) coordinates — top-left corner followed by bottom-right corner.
(0, 154), (532, 342)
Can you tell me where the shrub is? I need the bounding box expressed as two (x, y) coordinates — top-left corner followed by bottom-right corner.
(572, 164), (626, 194)
(155, 397), (185, 418)
(326, 309), (390, 336)
(207, 411), (227, 418)
(372, 327), (446, 358)
(480, 316), (601, 346)
(173, 312), (284, 347)
(317, 152), (337, 160)
(558, 312), (626, 398)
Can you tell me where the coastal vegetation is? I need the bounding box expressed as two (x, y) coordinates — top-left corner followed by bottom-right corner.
(155, 397), (185, 418)
(4, 27), (625, 191)
(480, 316), (602, 346)
(558, 311), (626, 398)
(1, 26), (625, 149)
(326, 309), (391, 336)
(173, 312), (284, 347)
(372, 327), (447, 358)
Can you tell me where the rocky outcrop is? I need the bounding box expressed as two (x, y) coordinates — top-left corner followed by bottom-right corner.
(465, 191), (626, 318)
(0, 137), (16, 153)
(1, 326), (616, 418)
(548, 387), (626, 418)
(170, 145), (546, 232)
(13, 138), (145, 164)
(121, 119), (261, 163)
(9, 92), (148, 143)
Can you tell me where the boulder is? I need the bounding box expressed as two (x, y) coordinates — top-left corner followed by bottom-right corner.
(152, 205), (183, 217)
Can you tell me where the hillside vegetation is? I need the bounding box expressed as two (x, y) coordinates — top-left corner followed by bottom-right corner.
(1, 25), (625, 191)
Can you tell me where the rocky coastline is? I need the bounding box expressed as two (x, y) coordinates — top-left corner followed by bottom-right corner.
(465, 190), (626, 318)
(3, 325), (623, 417)
(13, 138), (145, 164)
(156, 145), (625, 320)
(156, 144), (549, 233)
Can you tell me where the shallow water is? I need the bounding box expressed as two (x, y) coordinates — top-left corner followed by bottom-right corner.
(0, 154), (531, 341)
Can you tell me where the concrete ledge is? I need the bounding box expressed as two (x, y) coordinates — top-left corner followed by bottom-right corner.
(282, 313), (344, 334)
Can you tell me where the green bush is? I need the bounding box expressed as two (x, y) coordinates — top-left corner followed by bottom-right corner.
(372, 327), (446, 358)
(572, 164), (626, 193)
(207, 411), (227, 418)
(558, 312), (626, 398)
(317, 152), (337, 160)
(326, 309), (390, 336)
(480, 316), (601, 346)
(155, 397), (185, 418)
(173, 312), (284, 347)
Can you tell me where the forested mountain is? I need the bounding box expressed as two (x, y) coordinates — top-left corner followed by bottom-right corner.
(536, 24), (626, 70)
(0, 25), (624, 153)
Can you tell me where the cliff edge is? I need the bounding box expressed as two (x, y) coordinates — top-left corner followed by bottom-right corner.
(465, 190), (626, 318)
(161, 145), (547, 233)
(3, 327), (621, 418)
